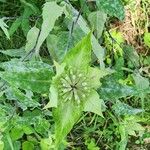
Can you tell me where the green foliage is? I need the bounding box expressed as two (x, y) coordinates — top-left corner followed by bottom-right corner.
(46, 33), (110, 148)
(88, 11), (107, 39)
(144, 32), (150, 48)
(0, 60), (54, 94)
(96, 0), (125, 20)
(0, 0), (149, 150)
(0, 18), (10, 39)
(35, 1), (64, 56)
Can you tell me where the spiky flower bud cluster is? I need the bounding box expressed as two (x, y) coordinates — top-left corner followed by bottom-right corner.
(58, 67), (90, 104)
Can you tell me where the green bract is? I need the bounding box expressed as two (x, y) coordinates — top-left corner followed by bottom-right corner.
(45, 33), (111, 148)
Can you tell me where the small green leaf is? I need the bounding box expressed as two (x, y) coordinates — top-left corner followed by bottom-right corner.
(25, 26), (40, 52)
(133, 73), (149, 90)
(96, 0), (125, 20)
(88, 11), (107, 38)
(63, 33), (92, 69)
(21, 6), (33, 36)
(88, 67), (113, 89)
(0, 18), (10, 39)
(40, 137), (54, 150)
(6, 87), (39, 110)
(44, 84), (58, 109)
(22, 141), (34, 150)
(10, 126), (24, 140)
(0, 141), (4, 150)
(0, 47), (26, 57)
(9, 17), (22, 36)
(144, 32), (150, 48)
(123, 45), (140, 67)
(84, 90), (103, 116)
(35, 2), (64, 55)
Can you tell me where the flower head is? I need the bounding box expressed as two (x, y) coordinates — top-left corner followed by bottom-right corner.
(58, 67), (90, 104)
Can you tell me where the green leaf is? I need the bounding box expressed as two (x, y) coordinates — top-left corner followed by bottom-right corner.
(10, 126), (24, 140)
(112, 101), (143, 116)
(0, 47), (26, 57)
(133, 73), (149, 90)
(98, 76), (138, 100)
(144, 32), (150, 48)
(0, 18), (10, 39)
(46, 29), (85, 62)
(9, 17), (22, 36)
(88, 67), (113, 89)
(0, 60), (54, 94)
(63, 33), (92, 69)
(25, 26), (40, 52)
(118, 124), (128, 150)
(123, 45), (140, 67)
(35, 2), (64, 55)
(9, 87), (40, 110)
(44, 84), (58, 109)
(88, 11), (107, 39)
(21, 7), (33, 36)
(40, 137), (54, 150)
(22, 141), (34, 150)
(54, 100), (82, 147)
(0, 141), (4, 150)
(96, 0), (125, 20)
(46, 34), (59, 61)
(48, 34), (107, 147)
(64, 1), (105, 68)
(84, 90), (103, 116)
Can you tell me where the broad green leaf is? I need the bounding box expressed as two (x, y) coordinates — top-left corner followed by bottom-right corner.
(144, 32), (150, 48)
(64, 1), (105, 68)
(22, 141), (34, 150)
(113, 101), (143, 116)
(0, 60), (54, 94)
(63, 33), (92, 69)
(96, 0), (125, 20)
(0, 47), (26, 57)
(9, 17), (22, 36)
(84, 90), (103, 116)
(46, 28), (85, 62)
(54, 100), (82, 147)
(35, 2), (64, 55)
(0, 18), (10, 39)
(98, 76), (138, 100)
(88, 11), (107, 39)
(25, 26), (40, 52)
